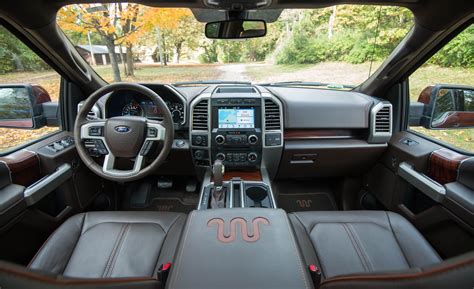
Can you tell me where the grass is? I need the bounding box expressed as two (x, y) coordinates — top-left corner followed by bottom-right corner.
(94, 63), (222, 84)
(409, 64), (474, 152)
(0, 63), (221, 152)
(0, 62), (472, 152)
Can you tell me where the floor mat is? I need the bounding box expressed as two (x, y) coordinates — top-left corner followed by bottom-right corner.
(122, 177), (199, 213)
(148, 198), (197, 213)
(277, 192), (337, 212)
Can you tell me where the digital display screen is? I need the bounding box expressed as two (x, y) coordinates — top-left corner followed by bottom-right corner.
(218, 107), (255, 129)
(140, 101), (161, 118)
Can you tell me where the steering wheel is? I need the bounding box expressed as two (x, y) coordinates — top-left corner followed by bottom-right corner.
(74, 83), (174, 182)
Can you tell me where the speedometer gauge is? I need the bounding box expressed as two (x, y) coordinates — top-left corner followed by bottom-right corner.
(122, 102), (143, 116)
(169, 103), (184, 123)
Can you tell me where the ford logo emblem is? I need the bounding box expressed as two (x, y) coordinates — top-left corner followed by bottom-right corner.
(114, 126), (130, 133)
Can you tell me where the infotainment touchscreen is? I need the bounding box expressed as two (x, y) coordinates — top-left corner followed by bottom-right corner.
(218, 107), (255, 129)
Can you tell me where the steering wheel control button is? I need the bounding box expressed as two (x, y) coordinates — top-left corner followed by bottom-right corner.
(215, 135), (225, 145)
(140, 141), (153, 156)
(147, 127), (158, 138)
(89, 126), (103, 136)
(248, 135), (258, 145)
(265, 133), (282, 146)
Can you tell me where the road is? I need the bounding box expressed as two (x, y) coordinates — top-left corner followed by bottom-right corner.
(217, 64), (250, 82)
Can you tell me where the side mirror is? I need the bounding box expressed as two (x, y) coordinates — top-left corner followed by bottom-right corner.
(410, 85), (474, 129)
(430, 86), (474, 129)
(0, 84), (58, 129)
(205, 20), (266, 39)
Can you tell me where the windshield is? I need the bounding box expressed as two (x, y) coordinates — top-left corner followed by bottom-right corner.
(57, 4), (413, 89)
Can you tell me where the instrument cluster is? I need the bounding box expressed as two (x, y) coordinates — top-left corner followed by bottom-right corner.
(106, 85), (186, 126)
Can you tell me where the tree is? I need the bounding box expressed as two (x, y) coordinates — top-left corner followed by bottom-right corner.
(58, 4), (142, 81)
(166, 15), (202, 63)
(141, 8), (191, 66)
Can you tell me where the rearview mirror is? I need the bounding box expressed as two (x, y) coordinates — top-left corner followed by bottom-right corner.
(409, 85), (474, 129)
(0, 84), (57, 129)
(205, 20), (266, 39)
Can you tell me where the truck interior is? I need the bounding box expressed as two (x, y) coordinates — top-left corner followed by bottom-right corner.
(0, 0), (472, 288)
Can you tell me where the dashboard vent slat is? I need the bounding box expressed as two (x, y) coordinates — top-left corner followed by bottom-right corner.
(192, 99), (209, 130)
(375, 106), (391, 133)
(368, 102), (392, 144)
(264, 99), (281, 130)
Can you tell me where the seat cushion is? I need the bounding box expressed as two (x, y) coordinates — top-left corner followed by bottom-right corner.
(289, 211), (441, 279)
(28, 211), (186, 278)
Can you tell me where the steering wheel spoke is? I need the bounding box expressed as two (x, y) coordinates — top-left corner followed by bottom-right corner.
(102, 153), (145, 178)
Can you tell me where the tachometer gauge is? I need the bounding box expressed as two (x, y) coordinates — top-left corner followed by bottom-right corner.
(169, 103), (184, 123)
(122, 102), (143, 116)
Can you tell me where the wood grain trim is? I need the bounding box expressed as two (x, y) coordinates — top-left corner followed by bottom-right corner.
(0, 149), (41, 186)
(212, 171), (262, 182)
(427, 148), (469, 184)
(284, 129), (358, 140)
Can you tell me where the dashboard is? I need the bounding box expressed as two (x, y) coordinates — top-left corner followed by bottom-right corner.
(86, 83), (393, 180)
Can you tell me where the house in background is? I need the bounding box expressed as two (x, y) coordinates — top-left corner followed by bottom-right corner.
(75, 45), (127, 65)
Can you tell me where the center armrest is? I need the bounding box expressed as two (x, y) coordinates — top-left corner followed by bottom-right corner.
(166, 208), (313, 289)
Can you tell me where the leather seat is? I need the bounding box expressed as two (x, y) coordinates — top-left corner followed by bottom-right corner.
(289, 211), (442, 280)
(28, 211), (186, 278)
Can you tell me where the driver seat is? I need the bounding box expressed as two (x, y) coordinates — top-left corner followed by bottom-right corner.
(28, 211), (186, 278)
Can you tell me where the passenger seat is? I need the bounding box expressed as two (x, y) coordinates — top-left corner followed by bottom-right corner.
(290, 211), (474, 288)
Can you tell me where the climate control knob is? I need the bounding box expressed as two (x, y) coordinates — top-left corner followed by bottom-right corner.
(216, 153), (226, 161)
(215, 135), (225, 145)
(248, 135), (258, 145)
(248, 152), (258, 163)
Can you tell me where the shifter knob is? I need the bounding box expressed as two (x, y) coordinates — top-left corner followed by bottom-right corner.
(212, 159), (225, 189)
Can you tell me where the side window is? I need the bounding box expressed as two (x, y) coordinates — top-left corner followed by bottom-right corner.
(408, 25), (474, 152)
(0, 25), (61, 153)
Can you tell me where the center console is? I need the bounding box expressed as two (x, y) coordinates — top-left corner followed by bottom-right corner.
(166, 208), (313, 289)
(190, 86), (284, 210)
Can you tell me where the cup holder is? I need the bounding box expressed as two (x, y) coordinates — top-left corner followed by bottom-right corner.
(244, 185), (272, 208)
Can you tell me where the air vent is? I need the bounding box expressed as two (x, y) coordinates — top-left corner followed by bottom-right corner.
(77, 103), (101, 120)
(368, 102), (392, 144)
(264, 99), (281, 130)
(192, 99), (209, 130)
(375, 106), (391, 133)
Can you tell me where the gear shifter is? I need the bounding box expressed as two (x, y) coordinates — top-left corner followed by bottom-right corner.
(210, 159), (226, 208)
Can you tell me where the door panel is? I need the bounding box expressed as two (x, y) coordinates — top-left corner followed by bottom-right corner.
(0, 132), (103, 264)
(367, 131), (473, 258)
